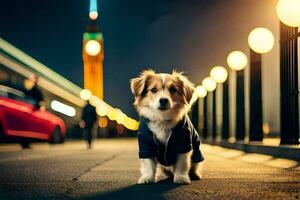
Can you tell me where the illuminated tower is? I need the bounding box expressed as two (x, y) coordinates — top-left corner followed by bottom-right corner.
(83, 0), (104, 99)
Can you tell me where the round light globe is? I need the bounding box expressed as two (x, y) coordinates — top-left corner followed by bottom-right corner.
(85, 40), (101, 56)
(116, 111), (127, 125)
(202, 77), (217, 92)
(108, 108), (117, 121)
(227, 51), (248, 71)
(210, 66), (228, 83)
(89, 95), (100, 107)
(195, 85), (207, 98)
(276, 0), (300, 27)
(248, 27), (274, 54)
(80, 89), (92, 100)
(96, 106), (108, 116)
(89, 11), (98, 20)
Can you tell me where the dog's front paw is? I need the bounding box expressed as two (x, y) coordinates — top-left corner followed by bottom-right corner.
(189, 171), (201, 180)
(174, 174), (191, 184)
(138, 176), (155, 184)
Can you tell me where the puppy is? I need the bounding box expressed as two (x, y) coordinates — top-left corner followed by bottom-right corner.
(130, 70), (204, 184)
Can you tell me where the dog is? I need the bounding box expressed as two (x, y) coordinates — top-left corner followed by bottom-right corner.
(130, 70), (204, 184)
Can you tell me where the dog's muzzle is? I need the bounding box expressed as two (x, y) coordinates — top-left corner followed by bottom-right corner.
(158, 98), (170, 110)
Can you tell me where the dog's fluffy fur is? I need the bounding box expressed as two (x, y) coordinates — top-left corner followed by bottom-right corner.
(131, 70), (203, 184)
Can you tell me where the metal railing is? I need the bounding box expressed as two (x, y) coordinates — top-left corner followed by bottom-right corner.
(280, 23), (299, 145)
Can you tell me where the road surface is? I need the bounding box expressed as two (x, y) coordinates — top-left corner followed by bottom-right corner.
(0, 139), (299, 200)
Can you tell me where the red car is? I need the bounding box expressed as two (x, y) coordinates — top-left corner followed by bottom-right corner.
(0, 85), (66, 146)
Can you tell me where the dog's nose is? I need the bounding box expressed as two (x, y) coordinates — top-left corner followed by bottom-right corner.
(159, 98), (169, 107)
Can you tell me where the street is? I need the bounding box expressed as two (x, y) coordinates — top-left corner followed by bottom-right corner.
(0, 139), (299, 200)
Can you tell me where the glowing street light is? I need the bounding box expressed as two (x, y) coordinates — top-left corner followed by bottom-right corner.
(210, 66), (228, 83)
(80, 89), (92, 100)
(227, 51), (248, 71)
(89, 0), (98, 20)
(116, 111), (127, 125)
(107, 108), (117, 121)
(247, 28), (274, 142)
(195, 85), (207, 98)
(227, 50), (248, 141)
(89, 95), (100, 107)
(96, 105), (108, 116)
(276, 0), (300, 144)
(276, 0), (300, 27)
(85, 40), (101, 56)
(190, 85), (207, 105)
(98, 117), (108, 128)
(89, 11), (98, 20)
(248, 27), (274, 54)
(208, 66), (228, 141)
(202, 77), (217, 92)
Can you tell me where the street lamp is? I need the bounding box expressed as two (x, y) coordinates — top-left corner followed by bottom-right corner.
(210, 66), (228, 141)
(248, 28), (274, 54)
(210, 66), (228, 84)
(202, 77), (217, 92)
(191, 85), (207, 139)
(80, 89), (92, 100)
(196, 85), (208, 98)
(276, 0), (300, 27)
(227, 50), (248, 141)
(276, 1), (300, 144)
(227, 51), (248, 71)
(96, 105), (108, 117)
(248, 27), (274, 142)
(89, 95), (100, 107)
(202, 77), (217, 141)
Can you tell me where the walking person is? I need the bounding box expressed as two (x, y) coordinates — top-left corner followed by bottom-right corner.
(80, 101), (97, 149)
(21, 74), (45, 148)
(24, 74), (45, 110)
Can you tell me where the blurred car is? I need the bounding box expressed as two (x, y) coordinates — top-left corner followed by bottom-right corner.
(0, 85), (66, 146)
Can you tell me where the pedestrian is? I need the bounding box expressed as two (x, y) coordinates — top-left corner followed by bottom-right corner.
(80, 101), (97, 149)
(24, 74), (45, 111)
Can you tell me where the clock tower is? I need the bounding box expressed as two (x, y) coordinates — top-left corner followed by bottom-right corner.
(83, 0), (104, 99)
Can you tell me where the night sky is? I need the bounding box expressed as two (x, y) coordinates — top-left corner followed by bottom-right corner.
(0, 0), (279, 119)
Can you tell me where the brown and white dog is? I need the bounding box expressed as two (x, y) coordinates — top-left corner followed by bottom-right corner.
(131, 70), (203, 184)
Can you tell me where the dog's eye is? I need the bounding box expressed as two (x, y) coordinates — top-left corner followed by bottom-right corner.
(151, 87), (158, 93)
(169, 86), (177, 94)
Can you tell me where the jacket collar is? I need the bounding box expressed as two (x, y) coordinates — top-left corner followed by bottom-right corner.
(140, 115), (188, 134)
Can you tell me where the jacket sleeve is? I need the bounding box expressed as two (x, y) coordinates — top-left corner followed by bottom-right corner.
(137, 118), (157, 159)
(188, 117), (204, 163)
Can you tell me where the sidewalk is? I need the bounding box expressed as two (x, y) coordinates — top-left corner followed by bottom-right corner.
(0, 139), (299, 200)
(205, 138), (300, 162)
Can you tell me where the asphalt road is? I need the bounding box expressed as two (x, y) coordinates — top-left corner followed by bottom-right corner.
(0, 139), (299, 200)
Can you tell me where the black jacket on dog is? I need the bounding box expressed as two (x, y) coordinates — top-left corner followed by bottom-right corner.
(137, 115), (204, 166)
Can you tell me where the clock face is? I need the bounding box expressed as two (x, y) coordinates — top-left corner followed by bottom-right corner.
(85, 40), (101, 56)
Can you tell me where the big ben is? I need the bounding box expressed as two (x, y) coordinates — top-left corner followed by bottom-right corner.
(83, 0), (104, 99)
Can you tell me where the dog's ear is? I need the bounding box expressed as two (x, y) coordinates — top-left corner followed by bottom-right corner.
(183, 80), (195, 104)
(130, 77), (145, 97)
(172, 70), (195, 104)
(130, 69), (156, 97)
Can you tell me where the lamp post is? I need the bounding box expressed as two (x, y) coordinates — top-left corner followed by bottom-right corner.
(210, 66), (228, 141)
(276, 0), (300, 144)
(202, 77), (217, 141)
(227, 51), (248, 141)
(247, 27), (274, 142)
(191, 85), (207, 138)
